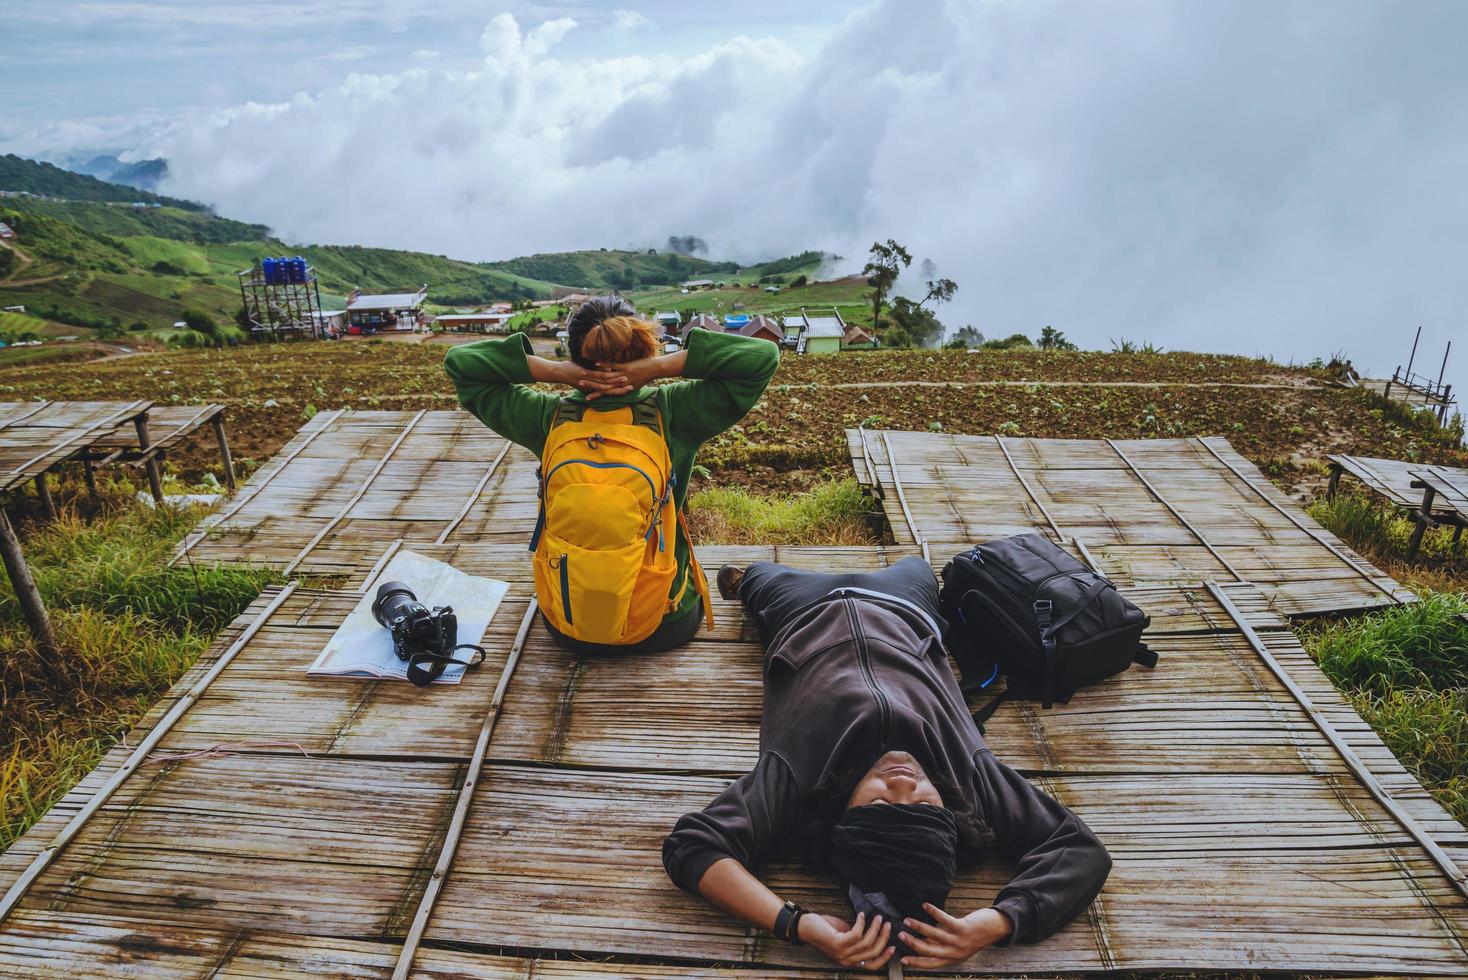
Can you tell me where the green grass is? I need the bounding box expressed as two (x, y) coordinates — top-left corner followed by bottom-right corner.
(1301, 593), (1468, 824)
(1308, 490), (1468, 563)
(1308, 592), (1468, 696)
(1350, 687), (1467, 821)
(0, 310), (49, 342)
(685, 478), (879, 545)
(0, 488), (276, 850)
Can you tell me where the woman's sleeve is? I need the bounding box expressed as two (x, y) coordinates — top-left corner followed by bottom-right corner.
(662, 330), (780, 446)
(663, 752), (802, 894)
(972, 749), (1112, 945)
(443, 333), (557, 455)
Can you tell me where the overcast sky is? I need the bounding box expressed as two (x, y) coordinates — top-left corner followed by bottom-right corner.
(2, 0), (1465, 395)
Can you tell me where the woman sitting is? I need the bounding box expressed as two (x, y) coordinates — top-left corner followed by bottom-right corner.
(445, 297), (778, 654)
(664, 558), (1112, 972)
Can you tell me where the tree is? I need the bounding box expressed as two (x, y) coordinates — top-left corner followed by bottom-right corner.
(862, 239), (911, 332)
(919, 277), (957, 310)
(951, 325), (984, 349)
(885, 296), (944, 348)
(1038, 325), (1077, 351)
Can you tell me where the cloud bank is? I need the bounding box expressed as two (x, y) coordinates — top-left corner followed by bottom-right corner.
(132, 2), (1468, 384)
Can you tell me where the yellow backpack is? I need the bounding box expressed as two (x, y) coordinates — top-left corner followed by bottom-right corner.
(530, 393), (711, 645)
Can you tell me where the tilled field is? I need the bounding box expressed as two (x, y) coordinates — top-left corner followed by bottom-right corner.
(4, 341), (1463, 493)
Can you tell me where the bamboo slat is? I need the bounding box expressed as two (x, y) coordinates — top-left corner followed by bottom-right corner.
(0, 912), (865, 978)
(172, 410), (539, 573)
(848, 429), (1413, 617)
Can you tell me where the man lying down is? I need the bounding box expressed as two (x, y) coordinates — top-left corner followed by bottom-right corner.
(663, 558), (1112, 972)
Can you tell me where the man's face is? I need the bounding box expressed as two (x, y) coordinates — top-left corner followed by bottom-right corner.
(846, 750), (944, 809)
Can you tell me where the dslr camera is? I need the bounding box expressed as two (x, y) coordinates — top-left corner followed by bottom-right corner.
(372, 580), (479, 686)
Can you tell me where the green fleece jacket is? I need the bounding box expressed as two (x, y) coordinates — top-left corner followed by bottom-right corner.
(444, 329), (780, 622)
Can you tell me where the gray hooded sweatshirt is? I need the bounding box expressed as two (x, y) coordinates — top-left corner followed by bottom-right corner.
(662, 589), (1112, 946)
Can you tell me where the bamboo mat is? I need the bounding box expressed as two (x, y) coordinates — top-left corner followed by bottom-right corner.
(848, 429), (1413, 617)
(171, 409), (539, 575)
(0, 400), (152, 492)
(1329, 453), (1468, 519)
(2, 545), (1464, 976)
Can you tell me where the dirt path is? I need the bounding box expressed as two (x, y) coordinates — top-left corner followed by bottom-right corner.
(0, 239), (66, 287)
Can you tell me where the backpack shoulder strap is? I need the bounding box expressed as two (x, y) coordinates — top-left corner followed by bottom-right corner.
(629, 390), (664, 437)
(551, 396), (586, 428)
(971, 688), (1014, 733)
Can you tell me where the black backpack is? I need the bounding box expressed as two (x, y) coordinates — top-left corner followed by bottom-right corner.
(938, 533), (1155, 726)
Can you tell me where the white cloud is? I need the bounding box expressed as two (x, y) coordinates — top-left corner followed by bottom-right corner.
(411, 49), (441, 60)
(612, 9), (652, 34)
(111, 1), (1468, 393)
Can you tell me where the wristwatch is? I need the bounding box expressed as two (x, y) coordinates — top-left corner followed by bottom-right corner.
(773, 900), (805, 945)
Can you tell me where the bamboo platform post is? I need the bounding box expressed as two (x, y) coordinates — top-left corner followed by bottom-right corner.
(211, 413), (236, 490)
(79, 451), (99, 501)
(1325, 461), (1342, 498)
(0, 505), (58, 660)
(132, 415), (164, 504)
(1405, 482), (1438, 563)
(31, 474), (54, 521)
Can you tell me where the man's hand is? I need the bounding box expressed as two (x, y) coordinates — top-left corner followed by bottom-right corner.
(898, 905), (1013, 969)
(798, 911), (896, 972)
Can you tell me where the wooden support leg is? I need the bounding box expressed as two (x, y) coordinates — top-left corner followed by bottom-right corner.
(212, 414), (237, 490)
(1325, 464), (1341, 499)
(0, 506), (59, 660)
(134, 416), (165, 503)
(32, 473), (56, 521)
(1453, 524), (1463, 546)
(81, 452), (99, 501)
(1405, 486), (1437, 563)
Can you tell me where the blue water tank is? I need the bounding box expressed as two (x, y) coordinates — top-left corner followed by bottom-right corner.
(261, 258), (277, 284)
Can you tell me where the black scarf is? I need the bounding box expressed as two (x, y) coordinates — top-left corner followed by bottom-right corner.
(830, 802), (959, 951)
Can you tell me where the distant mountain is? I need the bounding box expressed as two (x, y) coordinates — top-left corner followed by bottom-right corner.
(0, 154), (200, 210)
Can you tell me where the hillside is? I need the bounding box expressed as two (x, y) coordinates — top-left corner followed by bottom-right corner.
(0, 154), (202, 210)
(0, 156), (844, 336)
(486, 249), (737, 290)
(1, 197), (269, 244)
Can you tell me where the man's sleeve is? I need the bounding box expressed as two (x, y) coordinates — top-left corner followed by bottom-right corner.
(442, 333), (557, 455)
(973, 749), (1112, 945)
(661, 330), (780, 446)
(662, 753), (801, 894)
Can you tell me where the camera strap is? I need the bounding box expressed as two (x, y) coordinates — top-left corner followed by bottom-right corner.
(405, 643), (487, 688)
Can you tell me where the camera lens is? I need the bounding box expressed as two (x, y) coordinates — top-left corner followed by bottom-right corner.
(372, 580), (421, 627)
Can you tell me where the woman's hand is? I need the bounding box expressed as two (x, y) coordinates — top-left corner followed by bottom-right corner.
(798, 911), (896, 972)
(527, 356), (630, 400)
(595, 348), (687, 394)
(898, 904), (1013, 969)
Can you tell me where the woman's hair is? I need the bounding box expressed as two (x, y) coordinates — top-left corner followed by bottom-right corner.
(566, 296), (660, 369)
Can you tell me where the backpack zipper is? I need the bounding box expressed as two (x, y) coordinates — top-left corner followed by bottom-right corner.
(558, 553), (573, 624)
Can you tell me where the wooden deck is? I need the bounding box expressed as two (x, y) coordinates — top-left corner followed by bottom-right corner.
(1327, 454), (1468, 559)
(2, 543), (1465, 976)
(172, 409), (539, 575)
(848, 429), (1413, 617)
(0, 400), (153, 495)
